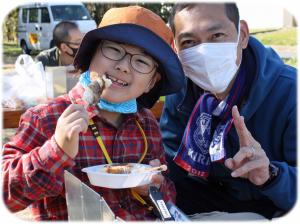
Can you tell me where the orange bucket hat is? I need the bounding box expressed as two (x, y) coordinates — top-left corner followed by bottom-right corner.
(99, 6), (173, 45)
(74, 6), (184, 108)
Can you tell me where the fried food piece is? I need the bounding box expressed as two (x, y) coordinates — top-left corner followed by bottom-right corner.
(83, 72), (112, 105)
(105, 164), (133, 174)
(90, 71), (101, 80)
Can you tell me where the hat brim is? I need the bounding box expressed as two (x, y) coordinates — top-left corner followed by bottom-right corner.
(74, 24), (184, 108)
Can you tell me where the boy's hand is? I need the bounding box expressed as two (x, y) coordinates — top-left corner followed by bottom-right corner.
(132, 159), (164, 196)
(54, 104), (89, 158)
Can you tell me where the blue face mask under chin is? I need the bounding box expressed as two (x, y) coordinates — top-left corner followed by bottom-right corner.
(79, 71), (137, 114)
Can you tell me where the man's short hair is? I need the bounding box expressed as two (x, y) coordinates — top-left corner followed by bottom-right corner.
(53, 21), (79, 48)
(169, 3), (240, 34)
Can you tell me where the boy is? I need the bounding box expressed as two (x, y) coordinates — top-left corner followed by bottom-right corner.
(2, 6), (185, 221)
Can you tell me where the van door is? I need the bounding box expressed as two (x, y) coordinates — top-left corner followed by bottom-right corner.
(17, 8), (28, 47)
(27, 7), (41, 50)
(39, 7), (53, 50)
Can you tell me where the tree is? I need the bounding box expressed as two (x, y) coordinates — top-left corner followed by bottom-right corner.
(84, 2), (174, 25)
(137, 3), (173, 22)
(3, 8), (19, 42)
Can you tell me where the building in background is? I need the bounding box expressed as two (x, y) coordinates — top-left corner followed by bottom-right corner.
(237, 2), (297, 29)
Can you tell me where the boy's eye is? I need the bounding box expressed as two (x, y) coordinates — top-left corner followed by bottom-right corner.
(107, 46), (122, 53)
(137, 59), (146, 64)
(136, 59), (150, 66)
(133, 56), (153, 67)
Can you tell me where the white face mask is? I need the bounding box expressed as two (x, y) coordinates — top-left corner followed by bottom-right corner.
(178, 24), (241, 94)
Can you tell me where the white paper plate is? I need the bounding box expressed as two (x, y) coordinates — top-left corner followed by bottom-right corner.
(82, 163), (159, 189)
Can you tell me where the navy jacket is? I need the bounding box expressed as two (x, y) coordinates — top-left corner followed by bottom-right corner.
(160, 37), (296, 215)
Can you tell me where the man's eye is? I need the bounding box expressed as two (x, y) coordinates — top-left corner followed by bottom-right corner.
(212, 33), (225, 40)
(180, 40), (196, 49)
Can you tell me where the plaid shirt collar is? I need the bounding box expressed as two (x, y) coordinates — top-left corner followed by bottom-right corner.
(68, 83), (145, 123)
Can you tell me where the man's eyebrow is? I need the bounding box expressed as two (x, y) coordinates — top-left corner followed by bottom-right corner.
(177, 24), (225, 40)
(177, 32), (194, 41)
(206, 23), (224, 32)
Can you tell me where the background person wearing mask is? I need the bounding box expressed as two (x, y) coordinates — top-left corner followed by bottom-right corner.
(160, 2), (296, 220)
(35, 21), (83, 67)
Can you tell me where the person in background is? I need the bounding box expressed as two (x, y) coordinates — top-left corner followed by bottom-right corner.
(35, 21), (83, 67)
(3, 6), (185, 221)
(160, 2), (296, 220)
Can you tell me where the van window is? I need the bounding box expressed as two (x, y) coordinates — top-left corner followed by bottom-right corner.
(41, 8), (50, 23)
(29, 8), (38, 23)
(50, 5), (91, 21)
(22, 8), (28, 23)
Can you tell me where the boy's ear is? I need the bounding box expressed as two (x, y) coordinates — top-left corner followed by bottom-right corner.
(144, 72), (161, 93)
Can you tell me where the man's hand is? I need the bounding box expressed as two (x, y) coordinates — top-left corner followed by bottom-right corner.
(54, 104), (89, 158)
(132, 159), (165, 196)
(225, 106), (270, 186)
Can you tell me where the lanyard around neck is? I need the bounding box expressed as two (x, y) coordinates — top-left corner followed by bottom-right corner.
(88, 118), (153, 210)
(88, 118), (147, 164)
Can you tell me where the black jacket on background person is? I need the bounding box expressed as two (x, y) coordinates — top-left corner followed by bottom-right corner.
(35, 47), (60, 68)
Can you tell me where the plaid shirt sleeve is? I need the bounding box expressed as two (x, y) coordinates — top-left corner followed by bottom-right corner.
(2, 106), (75, 212)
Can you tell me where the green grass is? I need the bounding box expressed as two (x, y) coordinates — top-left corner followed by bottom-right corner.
(252, 28), (297, 46)
(283, 58), (297, 68)
(3, 42), (22, 56)
(159, 96), (165, 101)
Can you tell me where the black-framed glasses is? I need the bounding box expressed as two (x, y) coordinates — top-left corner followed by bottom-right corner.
(100, 40), (157, 74)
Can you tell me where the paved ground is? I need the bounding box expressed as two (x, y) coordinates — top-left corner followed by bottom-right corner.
(2, 128), (16, 144)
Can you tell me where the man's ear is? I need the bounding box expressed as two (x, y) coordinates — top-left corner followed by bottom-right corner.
(144, 72), (161, 93)
(60, 43), (68, 52)
(240, 20), (250, 49)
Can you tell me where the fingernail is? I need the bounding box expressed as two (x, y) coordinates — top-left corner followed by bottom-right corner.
(231, 171), (237, 177)
(226, 162), (232, 169)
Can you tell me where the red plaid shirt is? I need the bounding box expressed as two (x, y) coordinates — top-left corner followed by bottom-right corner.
(2, 83), (176, 221)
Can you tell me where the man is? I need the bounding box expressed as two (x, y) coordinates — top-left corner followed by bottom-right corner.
(160, 3), (296, 220)
(35, 21), (83, 67)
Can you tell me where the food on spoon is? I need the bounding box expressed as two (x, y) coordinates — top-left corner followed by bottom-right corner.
(105, 164), (133, 174)
(83, 72), (112, 105)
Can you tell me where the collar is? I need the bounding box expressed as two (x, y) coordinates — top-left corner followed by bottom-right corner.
(177, 78), (204, 116)
(55, 47), (61, 66)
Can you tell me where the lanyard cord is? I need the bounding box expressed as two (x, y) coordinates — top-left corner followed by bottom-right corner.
(88, 118), (153, 211)
(89, 119), (113, 163)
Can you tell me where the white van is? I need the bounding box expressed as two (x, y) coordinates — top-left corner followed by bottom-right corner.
(17, 2), (97, 54)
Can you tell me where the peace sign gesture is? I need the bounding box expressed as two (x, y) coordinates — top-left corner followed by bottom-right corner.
(225, 106), (270, 186)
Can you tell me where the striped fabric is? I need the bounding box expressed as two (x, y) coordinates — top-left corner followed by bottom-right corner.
(2, 83), (176, 221)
